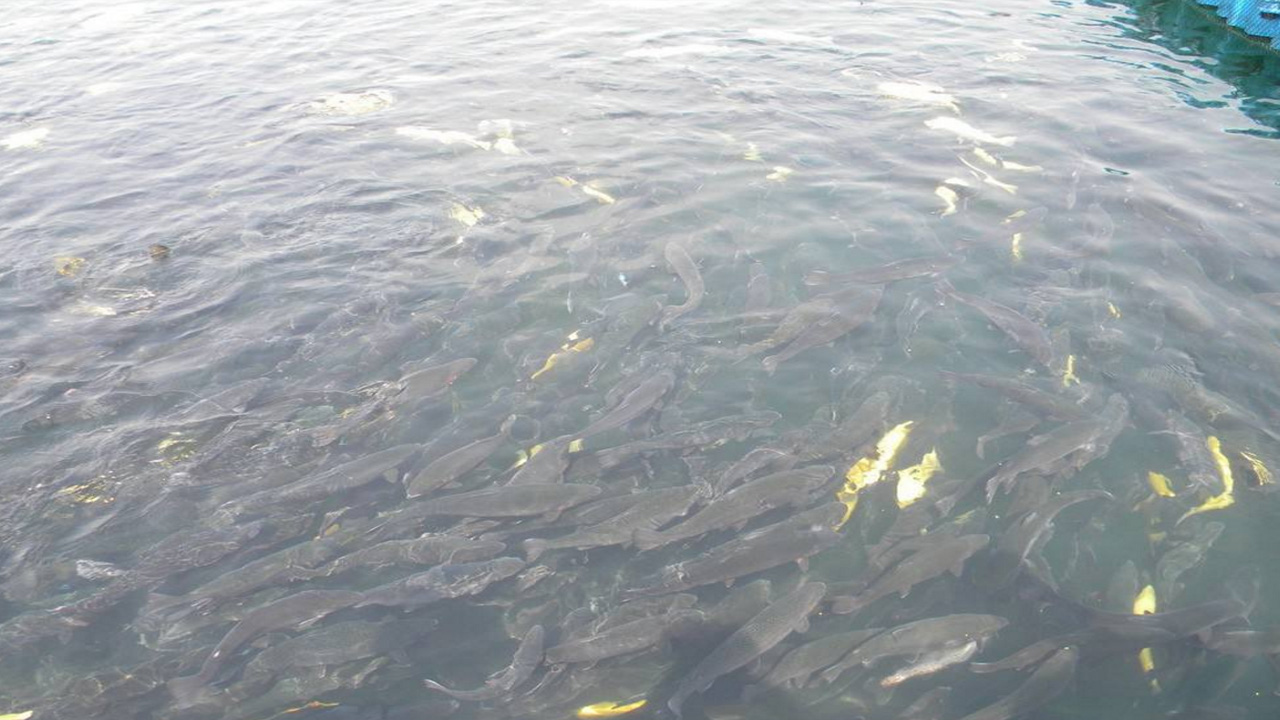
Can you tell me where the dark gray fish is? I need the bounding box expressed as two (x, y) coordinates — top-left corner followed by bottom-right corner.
(712, 447), (793, 496)
(821, 614), (1007, 684)
(167, 589), (364, 705)
(1156, 521), (1224, 602)
(320, 536), (507, 578)
(357, 557), (525, 610)
(700, 579), (775, 631)
(1202, 628), (1280, 656)
(507, 437), (572, 486)
(523, 486), (700, 561)
(406, 432), (507, 498)
(1104, 560), (1140, 613)
(797, 382), (906, 463)
(804, 254), (960, 286)
(544, 610), (702, 664)
(937, 281), (1052, 368)
(744, 285), (876, 359)
(425, 625), (545, 700)
(66, 520), (268, 618)
(402, 483), (602, 520)
(984, 490), (1112, 588)
(668, 582), (826, 718)
(143, 533), (346, 619)
(900, 686), (953, 719)
(985, 404), (1120, 502)
(238, 618), (433, 692)
(622, 504), (843, 598)
(225, 444), (421, 514)
(578, 370), (676, 440)
(660, 242), (705, 327)
(939, 371), (1089, 421)
(593, 412), (780, 469)
(1151, 411), (1219, 493)
(761, 285), (883, 374)
(759, 628), (884, 689)
(975, 403), (1040, 460)
(397, 358), (477, 403)
(956, 645), (1077, 720)
(830, 535), (989, 616)
(633, 466), (834, 551)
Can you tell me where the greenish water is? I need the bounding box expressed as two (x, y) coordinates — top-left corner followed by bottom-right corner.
(1, 0), (1279, 719)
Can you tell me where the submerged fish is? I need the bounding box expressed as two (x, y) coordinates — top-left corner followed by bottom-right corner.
(668, 582), (826, 718)
(937, 281), (1052, 368)
(357, 557), (525, 610)
(804, 255), (960, 287)
(957, 646), (1077, 720)
(659, 243), (705, 327)
(830, 535), (989, 615)
(878, 81), (959, 113)
(821, 614), (1007, 683)
(424, 625), (545, 700)
(924, 116), (1016, 147)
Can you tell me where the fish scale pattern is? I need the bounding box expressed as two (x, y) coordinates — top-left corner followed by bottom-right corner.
(1190, 0), (1280, 49)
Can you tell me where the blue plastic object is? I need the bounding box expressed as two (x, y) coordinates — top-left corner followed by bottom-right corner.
(1190, 0), (1280, 49)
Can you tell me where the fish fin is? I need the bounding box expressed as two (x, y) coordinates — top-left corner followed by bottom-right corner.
(523, 539), (548, 562)
(631, 528), (666, 551)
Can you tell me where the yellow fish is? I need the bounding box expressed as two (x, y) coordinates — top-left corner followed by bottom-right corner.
(743, 142), (762, 162)
(845, 421), (914, 490)
(582, 184), (616, 205)
(1146, 471), (1176, 498)
(1107, 301), (1122, 319)
(449, 202), (484, 228)
(1061, 354), (1079, 387)
(568, 438), (585, 453)
(576, 700), (647, 718)
(1134, 585), (1160, 691)
(1010, 233), (1024, 263)
(895, 449), (940, 508)
(0, 712), (33, 720)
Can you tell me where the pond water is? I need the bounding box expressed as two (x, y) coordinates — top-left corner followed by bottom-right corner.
(2, 0), (1280, 718)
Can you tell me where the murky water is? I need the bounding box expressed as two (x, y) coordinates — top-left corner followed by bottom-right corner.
(2, 0), (1280, 718)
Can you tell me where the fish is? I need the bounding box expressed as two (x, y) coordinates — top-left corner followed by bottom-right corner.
(935, 184), (960, 216)
(319, 535), (507, 578)
(761, 285), (884, 373)
(238, 618), (433, 693)
(632, 466), (834, 551)
(357, 557), (525, 610)
(622, 504), (844, 598)
(758, 628), (885, 690)
(523, 487), (700, 560)
(878, 81), (959, 113)
(668, 582), (827, 718)
(223, 444), (420, 515)
(659, 243), (705, 327)
(397, 358), (477, 403)
(984, 398), (1126, 502)
(938, 371), (1089, 421)
(880, 640), (978, 687)
(577, 370), (676, 440)
(395, 126), (491, 150)
(544, 610), (703, 664)
(1202, 628), (1280, 656)
(956, 646), (1077, 720)
(406, 431), (507, 498)
(803, 255), (961, 287)
(400, 483), (602, 520)
(1156, 521), (1224, 602)
(937, 281), (1052, 368)
(829, 535), (989, 615)
(576, 700), (648, 718)
(592, 413), (780, 470)
(508, 437), (573, 486)
(425, 625), (545, 700)
(167, 589), (364, 705)
(983, 490), (1112, 588)
(820, 614), (1007, 683)
(924, 116), (1016, 147)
